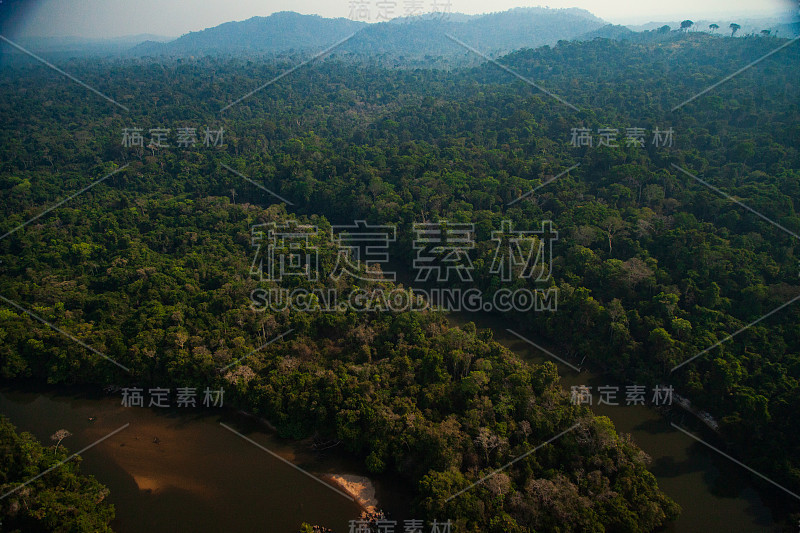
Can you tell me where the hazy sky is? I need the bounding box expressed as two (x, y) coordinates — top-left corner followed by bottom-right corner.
(4, 0), (796, 39)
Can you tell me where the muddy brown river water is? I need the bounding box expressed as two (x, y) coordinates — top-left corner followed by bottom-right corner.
(0, 312), (792, 532)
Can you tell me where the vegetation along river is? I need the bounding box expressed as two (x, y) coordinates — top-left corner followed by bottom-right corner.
(1, 307), (789, 533)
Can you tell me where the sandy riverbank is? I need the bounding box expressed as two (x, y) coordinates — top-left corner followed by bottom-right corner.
(328, 474), (378, 513)
(234, 408), (380, 513)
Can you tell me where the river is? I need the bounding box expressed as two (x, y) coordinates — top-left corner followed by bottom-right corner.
(0, 384), (395, 533)
(446, 311), (784, 532)
(0, 313), (789, 532)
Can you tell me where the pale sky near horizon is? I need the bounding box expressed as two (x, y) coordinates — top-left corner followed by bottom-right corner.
(6, 0), (797, 39)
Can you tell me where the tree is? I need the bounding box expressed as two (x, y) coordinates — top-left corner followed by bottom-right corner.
(601, 216), (626, 253)
(730, 23), (741, 36)
(50, 428), (72, 451)
(681, 20), (694, 32)
(709, 23), (719, 33)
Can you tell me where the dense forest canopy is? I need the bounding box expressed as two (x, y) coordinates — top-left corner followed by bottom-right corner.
(1, 28), (799, 531)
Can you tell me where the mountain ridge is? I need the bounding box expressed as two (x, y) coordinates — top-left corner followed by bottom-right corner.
(130, 8), (608, 60)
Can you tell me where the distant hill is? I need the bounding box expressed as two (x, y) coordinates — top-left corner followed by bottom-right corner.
(340, 8), (606, 58)
(627, 13), (800, 37)
(131, 12), (366, 56)
(129, 8), (607, 61)
(9, 9), (797, 64)
(9, 34), (173, 58)
(574, 24), (637, 42)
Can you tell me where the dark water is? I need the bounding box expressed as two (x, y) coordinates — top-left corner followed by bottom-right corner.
(387, 252), (788, 531)
(0, 387), (369, 533)
(0, 313), (793, 532)
(447, 311), (786, 532)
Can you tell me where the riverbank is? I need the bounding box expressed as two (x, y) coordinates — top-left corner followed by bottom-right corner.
(327, 474), (378, 513)
(234, 408), (382, 513)
(0, 360), (781, 533)
(0, 386), (365, 533)
(442, 312), (779, 532)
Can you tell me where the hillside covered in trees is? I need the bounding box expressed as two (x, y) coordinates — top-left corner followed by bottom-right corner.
(1, 28), (799, 531)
